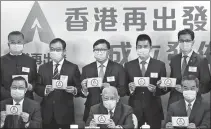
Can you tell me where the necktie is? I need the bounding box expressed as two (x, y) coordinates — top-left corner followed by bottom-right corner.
(99, 64), (105, 79)
(187, 103), (192, 117)
(15, 103), (20, 105)
(141, 61), (146, 77)
(53, 63), (60, 79)
(109, 110), (114, 119)
(181, 56), (188, 75)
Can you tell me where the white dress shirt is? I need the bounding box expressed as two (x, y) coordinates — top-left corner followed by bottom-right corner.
(185, 99), (195, 111)
(53, 58), (64, 74)
(107, 107), (116, 116)
(181, 50), (194, 68)
(96, 59), (109, 76)
(13, 99), (24, 107)
(138, 57), (151, 71)
(10, 52), (23, 56)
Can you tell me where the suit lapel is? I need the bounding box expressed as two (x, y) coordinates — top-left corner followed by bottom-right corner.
(177, 53), (182, 77)
(135, 58), (143, 77)
(99, 103), (108, 114)
(60, 59), (67, 76)
(184, 51), (197, 75)
(49, 61), (54, 79)
(179, 99), (188, 116)
(93, 62), (98, 77)
(145, 58), (153, 77)
(104, 60), (113, 81)
(112, 102), (121, 124)
(189, 97), (201, 122)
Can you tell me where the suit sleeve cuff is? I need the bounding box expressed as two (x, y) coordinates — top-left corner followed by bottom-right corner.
(81, 89), (89, 96)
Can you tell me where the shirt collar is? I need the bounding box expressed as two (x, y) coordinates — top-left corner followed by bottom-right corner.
(138, 57), (151, 64)
(13, 98), (24, 105)
(96, 59), (109, 68)
(53, 58), (64, 66)
(10, 52), (22, 56)
(185, 99), (196, 107)
(107, 107), (116, 114)
(182, 50), (194, 58)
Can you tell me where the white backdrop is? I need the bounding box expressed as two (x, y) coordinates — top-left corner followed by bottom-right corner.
(1, 1), (210, 124)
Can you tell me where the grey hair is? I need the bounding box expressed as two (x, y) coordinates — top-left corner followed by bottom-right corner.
(181, 75), (199, 88)
(102, 86), (119, 98)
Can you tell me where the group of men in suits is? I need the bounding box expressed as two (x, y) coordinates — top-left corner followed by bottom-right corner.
(0, 29), (210, 129)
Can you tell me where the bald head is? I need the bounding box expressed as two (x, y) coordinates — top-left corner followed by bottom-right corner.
(102, 86), (119, 100)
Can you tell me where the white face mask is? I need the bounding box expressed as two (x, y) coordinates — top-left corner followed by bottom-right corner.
(183, 90), (197, 101)
(10, 44), (24, 55)
(94, 51), (108, 62)
(103, 100), (117, 110)
(179, 42), (192, 52)
(11, 89), (25, 100)
(50, 51), (63, 62)
(137, 48), (150, 58)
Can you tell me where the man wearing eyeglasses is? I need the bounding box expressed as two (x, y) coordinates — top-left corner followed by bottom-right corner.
(34, 38), (81, 129)
(167, 29), (211, 108)
(80, 39), (126, 123)
(0, 76), (42, 128)
(1, 31), (37, 100)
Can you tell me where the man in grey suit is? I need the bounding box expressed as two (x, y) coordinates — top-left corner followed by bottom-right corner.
(165, 75), (210, 129)
(86, 86), (134, 129)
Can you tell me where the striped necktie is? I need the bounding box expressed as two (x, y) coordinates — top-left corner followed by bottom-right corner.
(53, 63), (60, 79)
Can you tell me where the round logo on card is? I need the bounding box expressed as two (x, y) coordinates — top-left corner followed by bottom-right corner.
(56, 81), (63, 88)
(98, 115), (106, 123)
(164, 78), (172, 86)
(10, 106), (18, 114)
(91, 79), (98, 86)
(138, 78), (145, 86)
(176, 118), (185, 126)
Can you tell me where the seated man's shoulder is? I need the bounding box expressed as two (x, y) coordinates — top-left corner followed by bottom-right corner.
(201, 98), (210, 108)
(0, 98), (13, 105)
(90, 103), (101, 111)
(25, 98), (40, 107)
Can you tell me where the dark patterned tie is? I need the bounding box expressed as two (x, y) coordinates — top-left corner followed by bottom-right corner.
(53, 64), (60, 79)
(181, 56), (188, 75)
(187, 103), (192, 117)
(109, 110), (114, 119)
(141, 61), (146, 77)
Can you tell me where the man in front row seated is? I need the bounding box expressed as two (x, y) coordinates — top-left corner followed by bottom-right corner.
(86, 86), (134, 128)
(0, 76), (42, 128)
(165, 75), (210, 129)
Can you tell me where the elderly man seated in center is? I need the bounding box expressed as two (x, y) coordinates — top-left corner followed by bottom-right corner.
(86, 86), (134, 129)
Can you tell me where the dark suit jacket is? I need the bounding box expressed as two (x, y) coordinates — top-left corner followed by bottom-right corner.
(86, 102), (134, 129)
(169, 51), (211, 106)
(165, 96), (210, 128)
(1, 53), (37, 100)
(124, 58), (167, 121)
(81, 60), (126, 107)
(34, 59), (81, 125)
(0, 98), (42, 128)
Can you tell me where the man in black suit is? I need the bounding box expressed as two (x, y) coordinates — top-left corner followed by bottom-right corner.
(1, 31), (37, 100)
(86, 86), (134, 129)
(165, 75), (210, 129)
(34, 38), (81, 129)
(0, 76), (42, 128)
(168, 29), (211, 108)
(124, 34), (168, 128)
(80, 39), (126, 122)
